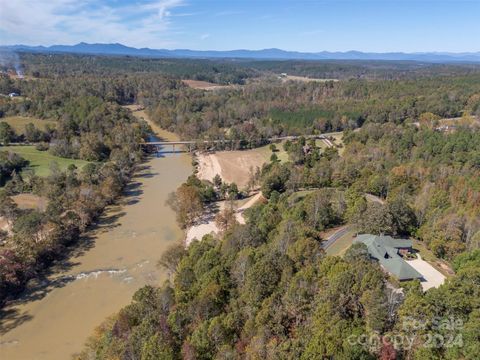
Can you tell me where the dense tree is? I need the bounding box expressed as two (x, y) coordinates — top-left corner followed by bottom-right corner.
(0, 122), (16, 144)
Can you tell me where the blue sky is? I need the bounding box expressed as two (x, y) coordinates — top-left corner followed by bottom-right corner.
(1, 0), (479, 52)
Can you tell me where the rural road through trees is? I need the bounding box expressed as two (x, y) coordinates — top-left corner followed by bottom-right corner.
(322, 226), (351, 249)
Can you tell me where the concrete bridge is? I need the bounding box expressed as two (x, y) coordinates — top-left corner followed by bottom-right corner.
(140, 134), (332, 152)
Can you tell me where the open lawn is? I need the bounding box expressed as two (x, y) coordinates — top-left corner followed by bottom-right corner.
(0, 116), (56, 134)
(0, 146), (90, 177)
(253, 141), (289, 162)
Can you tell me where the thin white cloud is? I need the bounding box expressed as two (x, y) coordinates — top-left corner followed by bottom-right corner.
(0, 0), (185, 48)
(200, 33), (210, 40)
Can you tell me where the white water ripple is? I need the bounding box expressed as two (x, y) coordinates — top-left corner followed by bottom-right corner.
(66, 269), (128, 281)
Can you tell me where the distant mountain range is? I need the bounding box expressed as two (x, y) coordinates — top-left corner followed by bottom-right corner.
(2, 42), (480, 62)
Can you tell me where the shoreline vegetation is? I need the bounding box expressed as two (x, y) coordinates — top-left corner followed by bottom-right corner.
(0, 95), (150, 308)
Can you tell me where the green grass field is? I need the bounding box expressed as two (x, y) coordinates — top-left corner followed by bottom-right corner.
(0, 116), (56, 134)
(0, 146), (90, 177)
(257, 141), (289, 162)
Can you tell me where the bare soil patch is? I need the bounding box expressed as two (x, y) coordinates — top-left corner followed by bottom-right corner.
(0, 216), (10, 233)
(281, 75), (338, 83)
(197, 149), (269, 189)
(12, 193), (48, 212)
(182, 80), (235, 91)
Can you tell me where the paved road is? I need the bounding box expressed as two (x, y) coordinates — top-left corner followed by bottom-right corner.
(322, 225), (350, 249)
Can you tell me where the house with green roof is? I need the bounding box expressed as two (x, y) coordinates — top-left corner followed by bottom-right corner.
(354, 234), (423, 281)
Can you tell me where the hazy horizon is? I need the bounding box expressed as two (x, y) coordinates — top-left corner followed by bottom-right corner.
(4, 42), (480, 55)
(1, 0), (479, 53)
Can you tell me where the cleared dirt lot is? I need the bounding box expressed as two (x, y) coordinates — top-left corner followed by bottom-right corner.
(281, 75), (339, 83)
(12, 193), (48, 211)
(196, 144), (288, 189)
(407, 255), (446, 291)
(214, 150), (268, 188)
(182, 80), (235, 91)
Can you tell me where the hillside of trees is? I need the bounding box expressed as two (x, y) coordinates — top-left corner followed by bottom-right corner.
(2, 53), (480, 145)
(1, 53), (479, 358)
(79, 117), (480, 359)
(147, 74), (480, 139)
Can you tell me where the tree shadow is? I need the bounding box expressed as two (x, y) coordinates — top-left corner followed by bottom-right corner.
(158, 150), (187, 154)
(192, 202), (221, 225)
(0, 307), (33, 335)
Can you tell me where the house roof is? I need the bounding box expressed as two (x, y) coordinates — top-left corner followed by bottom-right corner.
(380, 258), (422, 280)
(354, 234), (422, 281)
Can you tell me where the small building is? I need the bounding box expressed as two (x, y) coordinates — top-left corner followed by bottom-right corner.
(354, 234), (422, 281)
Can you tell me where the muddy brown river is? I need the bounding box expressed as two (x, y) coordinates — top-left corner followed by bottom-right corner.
(0, 126), (191, 359)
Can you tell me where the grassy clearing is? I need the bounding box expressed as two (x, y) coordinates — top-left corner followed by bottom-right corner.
(0, 146), (90, 177)
(315, 138), (330, 151)
(0, 116), (56, 134)
(325, 229), (356, 256)
(255, 141), (289, 162)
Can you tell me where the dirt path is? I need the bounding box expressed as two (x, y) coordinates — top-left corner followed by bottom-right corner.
(235, 192), (263, 224)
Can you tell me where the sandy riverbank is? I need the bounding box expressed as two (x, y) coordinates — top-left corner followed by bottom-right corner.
(184, 192), (264, 246)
